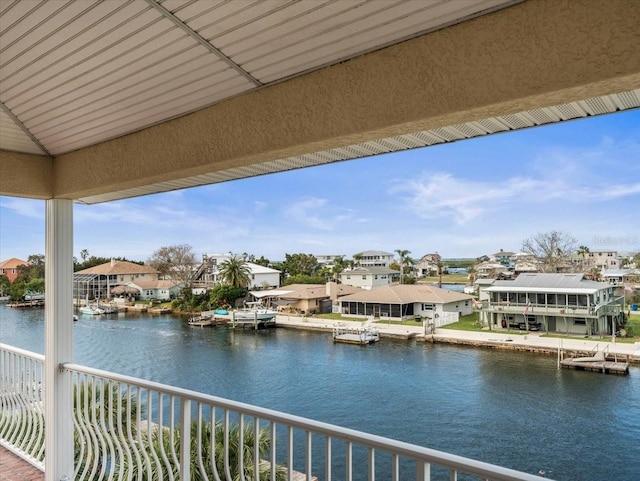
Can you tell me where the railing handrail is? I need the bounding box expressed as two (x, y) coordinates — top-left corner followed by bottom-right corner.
(2, 343), (550, 480)
(0, 343), (45, 362)
(61, 361), (545, 481)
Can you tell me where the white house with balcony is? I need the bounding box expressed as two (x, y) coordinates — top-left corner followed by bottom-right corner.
(481, 273), (622, 335)
(356, 250), (395, 267)
(315, 254), (345, 265)
(339, 266), (399, 290)
(193, 253), (281, 289)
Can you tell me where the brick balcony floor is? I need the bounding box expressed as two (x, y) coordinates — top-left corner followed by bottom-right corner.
(0, 446), (44, 481)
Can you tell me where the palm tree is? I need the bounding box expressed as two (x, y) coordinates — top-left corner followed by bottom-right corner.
(577, 245), (590, 272)
(331, 255), (346, 282)
(352, 252), (363, 267)
(395, 249), (411, 284)
(219, 255), (252, 288)
(437, 261), (444, 288)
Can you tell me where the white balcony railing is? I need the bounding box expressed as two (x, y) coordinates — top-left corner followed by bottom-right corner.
(1, 343), (548, 480)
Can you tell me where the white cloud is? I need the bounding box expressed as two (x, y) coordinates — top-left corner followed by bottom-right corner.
(285, 197), (334, 231)
(392, 166), (640, 224)
(0, 198), (44, 219)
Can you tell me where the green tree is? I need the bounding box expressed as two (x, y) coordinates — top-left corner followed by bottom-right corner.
(352, 252), (363, 267)
(577, 245), (590, 272)
(80, 249), (90, 262)
(16, 254), (45, 282)
(0, 275), (10, 297)
(219, 255), (252, 288)
(252, 255), (270, 267)
(281, 253), (318, 277)
(331, 255), (347, 282)
(283, 274), (327, 285)
(209, 284), (246, 308)
(395, 249), (411, 284)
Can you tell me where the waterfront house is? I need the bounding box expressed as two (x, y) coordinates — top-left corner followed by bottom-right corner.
(355, 250), (395, 268)
(314, 254), (346, 266)
(249, 282), (361, 314)
(339, 266), (400, 290)
(74, 259), (159, 300)
(489, 249), (516, 266)
(601, 268), (640, 286)
(0, 258), (28, 283)
(338, 284), (473, 321)
(475, 261), (508, 279)
(584, 250), (620, 271)
(192, 253), (281, 289)
(125, 279), (182, 301)
(1, 1), (636, 479)
(481, 273), (622, 335)
(417, 252), (442, 277)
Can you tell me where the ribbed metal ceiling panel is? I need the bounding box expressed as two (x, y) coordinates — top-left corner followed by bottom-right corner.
(1, 1), (638, 205)
(0, 0), (518, 157)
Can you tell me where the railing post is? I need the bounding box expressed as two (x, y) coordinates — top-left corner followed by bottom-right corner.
(180, 398), (191, 480)
(44, 199), (74, 481)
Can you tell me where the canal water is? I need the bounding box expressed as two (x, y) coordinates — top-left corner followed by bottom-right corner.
(1, 304), (639, 481)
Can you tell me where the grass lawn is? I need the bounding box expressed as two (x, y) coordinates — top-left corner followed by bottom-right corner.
(314, 313), (365, 322)
(420, 274), (469, 284)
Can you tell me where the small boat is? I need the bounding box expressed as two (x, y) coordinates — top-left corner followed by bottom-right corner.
(79, 305), (106, 316)
(231, 302), (277, 322)
(333, 325), (380, 345)
(23, 291), (45, 301)
(188, 313), (213, 326)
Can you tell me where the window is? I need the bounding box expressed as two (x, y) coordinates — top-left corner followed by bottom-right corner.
(574, 318), (587, 325)
(362, 275), (366, 280)
(422, 303), (435, 310)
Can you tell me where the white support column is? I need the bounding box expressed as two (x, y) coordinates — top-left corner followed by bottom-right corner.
(44, 199), (74, 481)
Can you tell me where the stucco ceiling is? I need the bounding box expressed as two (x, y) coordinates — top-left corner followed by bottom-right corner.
(1, 0), (639, 204)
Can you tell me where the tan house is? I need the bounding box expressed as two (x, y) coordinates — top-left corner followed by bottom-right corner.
(250, 282), (361, 314)
(339, 284), (474, 321)
(74, 259), (159, 300)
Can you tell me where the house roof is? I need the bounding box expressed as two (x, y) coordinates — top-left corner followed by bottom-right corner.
(246, 262), (280, 275)
(339, 284), (473, 304)
(491, 251), (515, 257)
(485, 273), (609, 294)
(0, 258), (28, 269)
(75, 260), (158, 276)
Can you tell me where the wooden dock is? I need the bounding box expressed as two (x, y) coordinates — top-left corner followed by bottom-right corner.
(8, 299), (45, 308)
(560, 352), (630, 375)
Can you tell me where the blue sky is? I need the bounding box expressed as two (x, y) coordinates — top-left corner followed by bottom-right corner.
(1, 109), (639, 263)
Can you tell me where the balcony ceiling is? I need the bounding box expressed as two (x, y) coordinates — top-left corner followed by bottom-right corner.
(1, 0), (639, 204)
